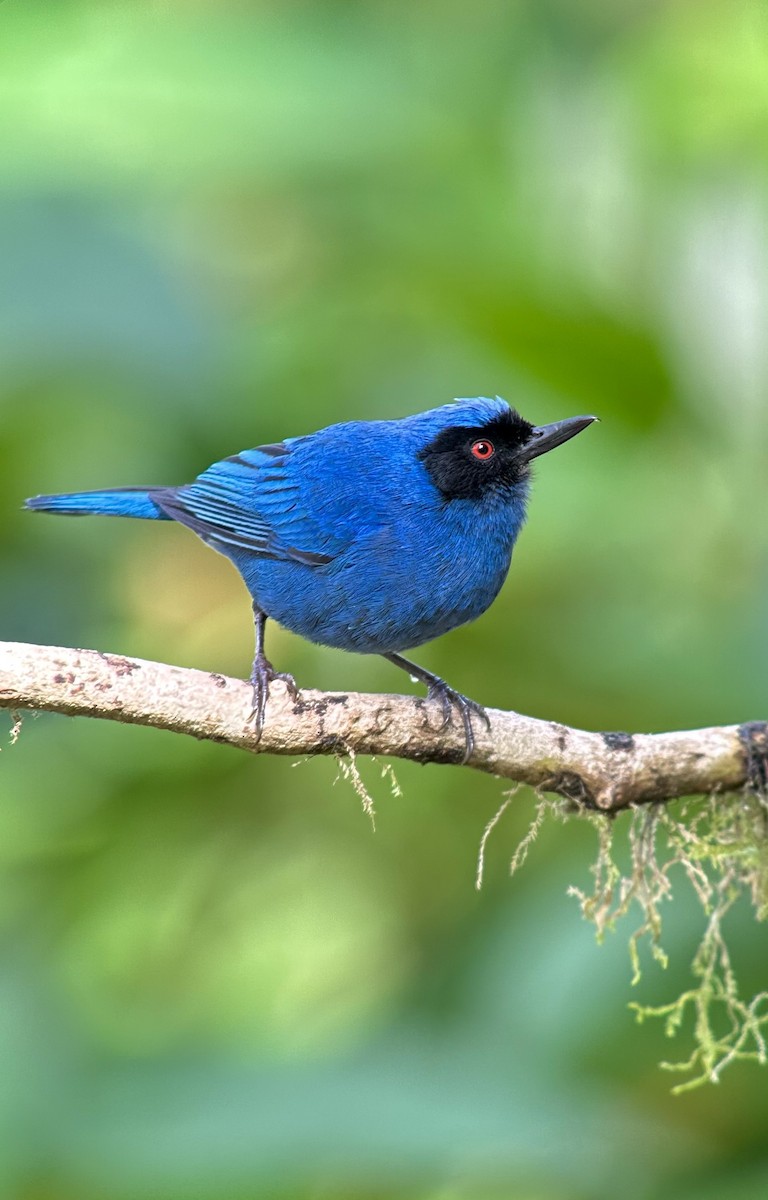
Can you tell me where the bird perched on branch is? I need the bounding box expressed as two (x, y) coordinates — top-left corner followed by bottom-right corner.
(26, 397), (595, 759)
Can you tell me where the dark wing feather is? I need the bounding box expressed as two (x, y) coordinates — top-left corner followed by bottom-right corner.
(152, 443), (337, 566)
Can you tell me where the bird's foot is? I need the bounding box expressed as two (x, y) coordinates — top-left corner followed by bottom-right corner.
(426, 678), (490, 763)
(248, 653), (299, 739)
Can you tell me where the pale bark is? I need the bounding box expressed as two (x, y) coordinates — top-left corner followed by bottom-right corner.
(0, 641), (765, 811)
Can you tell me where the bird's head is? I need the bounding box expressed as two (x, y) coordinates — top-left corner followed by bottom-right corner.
(418, 397), (596, 502)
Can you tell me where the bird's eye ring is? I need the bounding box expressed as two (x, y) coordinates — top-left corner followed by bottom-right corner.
(470, 439), (495, 461)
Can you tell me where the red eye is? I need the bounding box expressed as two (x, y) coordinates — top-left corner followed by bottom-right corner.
(470, 439), (495, 461)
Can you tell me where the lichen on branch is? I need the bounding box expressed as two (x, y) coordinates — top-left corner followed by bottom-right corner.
(506, 792), (768, 1091)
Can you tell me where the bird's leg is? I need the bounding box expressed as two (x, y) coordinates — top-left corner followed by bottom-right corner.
(249, 606), (299, 738)
(382, 651), (490, 763)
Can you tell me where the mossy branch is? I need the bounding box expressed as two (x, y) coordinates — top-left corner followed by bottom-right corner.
(0, 640), (766, 812)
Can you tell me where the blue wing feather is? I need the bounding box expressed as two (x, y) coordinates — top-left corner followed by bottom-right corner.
(152, 442), (338, 566)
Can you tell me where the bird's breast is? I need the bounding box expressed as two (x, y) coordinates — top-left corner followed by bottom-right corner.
(241, 491), (525, 654)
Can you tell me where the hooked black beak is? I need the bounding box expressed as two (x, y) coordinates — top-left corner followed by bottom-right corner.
(522, 415), (597, 462)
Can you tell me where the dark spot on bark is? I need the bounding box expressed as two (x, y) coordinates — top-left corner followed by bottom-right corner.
(545, 771), (597, 808)
(409, 743), (465, 766)
(602, 731), (635, 752)
(369, 704), (397, 737)
(209, 673), (227, 688)
(317, 734), (345, 752)
(99, 654), (140, 677)
(289, 695), (346, 721)
(550, 722), (568, 752)
(53, 672), (76, 685)
(440, 746), (467, 765)
(739, 721), (768, 794)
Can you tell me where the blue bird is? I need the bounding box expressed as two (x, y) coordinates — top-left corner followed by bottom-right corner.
(26, 397), (595, 757)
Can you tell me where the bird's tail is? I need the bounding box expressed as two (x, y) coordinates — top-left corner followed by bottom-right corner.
(25, 487), (171, 520)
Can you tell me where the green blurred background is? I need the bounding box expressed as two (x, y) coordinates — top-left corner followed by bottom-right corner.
(0, 0), (767, 1196)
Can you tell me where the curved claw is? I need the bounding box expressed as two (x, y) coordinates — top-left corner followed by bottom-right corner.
(249, 655), (299, 739)
(426, 680), (490, 763)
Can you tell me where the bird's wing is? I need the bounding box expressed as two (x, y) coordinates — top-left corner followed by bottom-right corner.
(152, 442), (341, 566)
